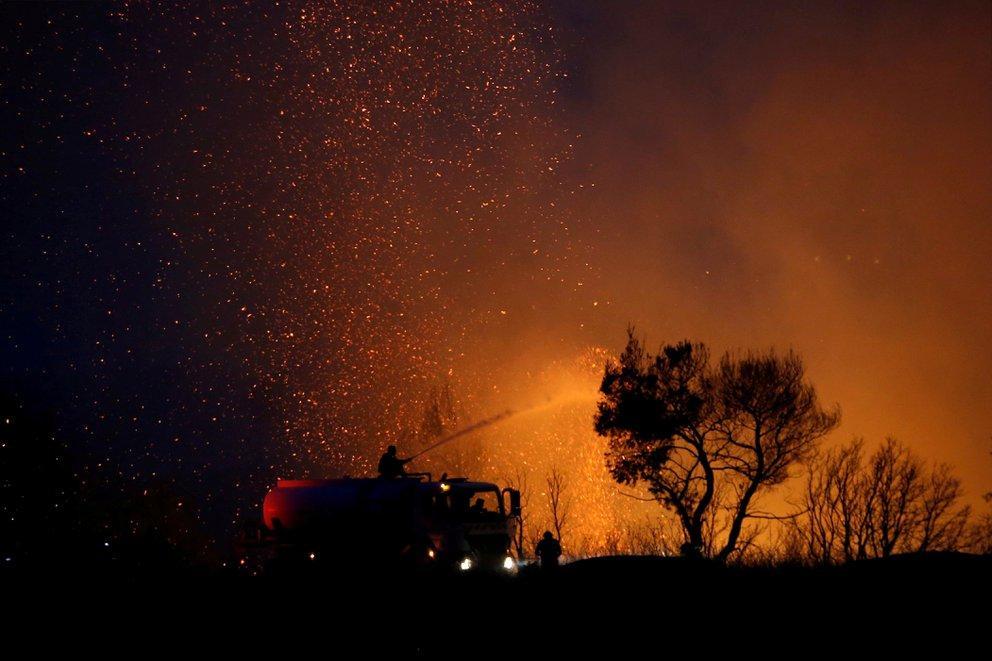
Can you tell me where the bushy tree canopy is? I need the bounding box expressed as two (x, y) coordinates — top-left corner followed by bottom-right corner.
(595, 329), (840, 561)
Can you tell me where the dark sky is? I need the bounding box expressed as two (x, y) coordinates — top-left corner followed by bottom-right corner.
(2, 1), (990, 542)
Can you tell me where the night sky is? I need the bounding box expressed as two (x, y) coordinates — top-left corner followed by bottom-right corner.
(2, 1), (990, 552)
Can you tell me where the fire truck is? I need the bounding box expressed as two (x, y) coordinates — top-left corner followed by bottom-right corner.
(248, 474), (522, 573)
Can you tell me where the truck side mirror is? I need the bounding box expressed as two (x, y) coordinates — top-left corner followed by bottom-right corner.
(509, 489), (521, 517)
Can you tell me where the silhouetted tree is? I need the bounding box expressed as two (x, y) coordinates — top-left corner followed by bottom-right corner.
(595, 329), (839, 561)
(545, 467), (571, 550)
(970, 489), (992, 555)
(965, 448), (992, 555)
(420, 382), (458, 440)
(791, 437), (971, 563)
(416, 381), (472, 474)
(623, 516), (680, 556)
(527, 467), (573, 556)
(793, 439), (866, 563)
(916, 462), (970, 553)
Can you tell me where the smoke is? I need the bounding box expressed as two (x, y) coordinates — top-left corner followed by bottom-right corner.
(521, 0), (992, 503)
(4, 2), (987, 550)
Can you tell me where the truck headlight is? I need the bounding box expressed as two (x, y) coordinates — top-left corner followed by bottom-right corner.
(459, 557), (473, 571)
(503, 556), (516, 571)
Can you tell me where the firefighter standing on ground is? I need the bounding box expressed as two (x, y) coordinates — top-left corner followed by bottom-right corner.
(535, 530), (562, 570)
(378, 445), (412, 478)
